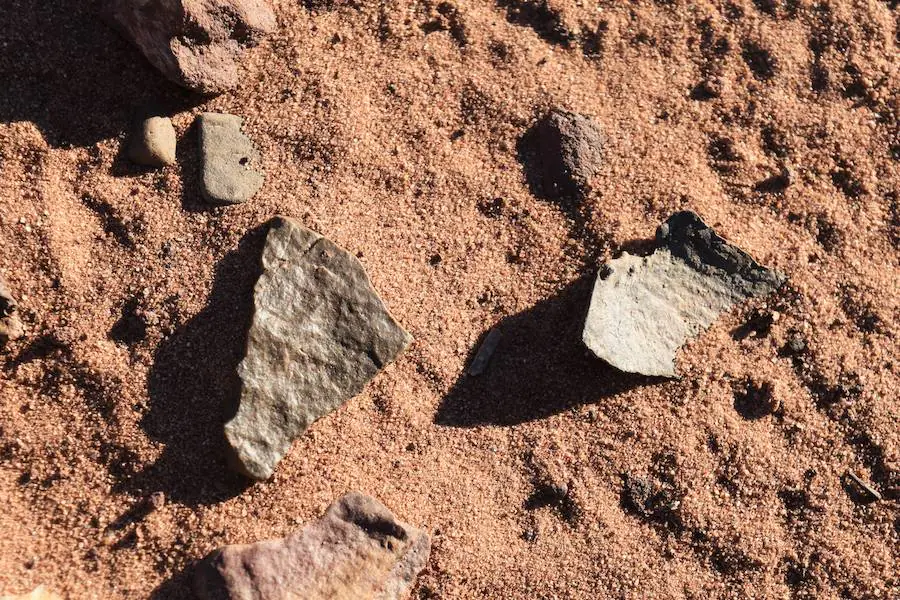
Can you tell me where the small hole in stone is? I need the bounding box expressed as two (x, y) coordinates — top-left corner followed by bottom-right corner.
(239, 157), (249, 166)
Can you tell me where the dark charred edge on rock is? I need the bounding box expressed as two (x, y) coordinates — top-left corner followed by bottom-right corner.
(655, 211), (786, 296)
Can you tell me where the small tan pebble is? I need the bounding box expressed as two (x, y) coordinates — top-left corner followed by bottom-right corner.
(0, 586), (62, 600)
(129, 116), (177, 167)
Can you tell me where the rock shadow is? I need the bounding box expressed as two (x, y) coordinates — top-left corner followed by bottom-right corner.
(435, 275), (661, 427)
(0, 0), (199, 148)
(149, 561), (201, 600)
(121, 225), (270, 506)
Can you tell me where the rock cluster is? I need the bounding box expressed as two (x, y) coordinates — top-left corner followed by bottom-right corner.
(226, 217), (412, 480)
(583, 211), (784, 377)
(194, 492), (431, 600)
(107, 0), (277, 94)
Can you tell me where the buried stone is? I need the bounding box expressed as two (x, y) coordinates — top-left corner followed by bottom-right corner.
(195, 492), (431, 600)
(226, 217), (412, 480)
(583, 211), (785, 377)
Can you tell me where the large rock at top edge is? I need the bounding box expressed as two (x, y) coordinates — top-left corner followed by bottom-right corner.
(225, 217), (412, 480)
(194, 492), (431, 600)
(107, 0), (276, 94)
(583, 211), (785, 377)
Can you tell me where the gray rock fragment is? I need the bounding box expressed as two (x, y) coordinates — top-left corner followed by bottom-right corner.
(0, 276), (25, 345)
(226, 217), (412, 479)
(128, 116), (176, 167)
(199, 113), (265, 205)
(583, 211), (785, 377)
(107, 0), (276, 94)
(194, 492), (431, 600)
(467, 328), (502, 376)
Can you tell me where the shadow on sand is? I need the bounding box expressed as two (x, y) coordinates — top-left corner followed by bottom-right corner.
(0, 0), (199, 148)
(119, 226), (273, 507)
(435, 275), (662, 427)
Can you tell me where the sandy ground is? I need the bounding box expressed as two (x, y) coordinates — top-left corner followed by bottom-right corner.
(0, 0), (898, 598)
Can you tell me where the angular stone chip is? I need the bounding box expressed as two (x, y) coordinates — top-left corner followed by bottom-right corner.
(226, 217), (412, 480)
(583, 211), (785, 377)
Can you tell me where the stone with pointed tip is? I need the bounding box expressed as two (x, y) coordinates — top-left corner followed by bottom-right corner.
(226, 217), (412, 479)
(583, 211), (784, 377)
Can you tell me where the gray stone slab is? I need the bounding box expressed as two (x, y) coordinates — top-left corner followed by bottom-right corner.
(583, 211), (784, 377)
(199, 113), (265, 205)
(225, 217), (412, 479)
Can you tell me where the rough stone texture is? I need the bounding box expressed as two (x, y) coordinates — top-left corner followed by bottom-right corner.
(194, 492), (431, 600)
(0, 275), (25, 345)
(107, 0), (276, 94)
(0, 587), (61, 600)
(524, 109), (604, 199)
(199, 113), (265, 205)
(583, 211), (785, 377)
(128, 116), (176, 167)
(226, 217), (412, 480)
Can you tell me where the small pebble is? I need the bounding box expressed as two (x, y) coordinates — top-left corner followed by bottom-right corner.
(129, 116), (177, 167)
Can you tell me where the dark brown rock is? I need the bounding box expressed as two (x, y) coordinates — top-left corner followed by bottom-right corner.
(107, 0), (277, 94)
(520, 109), (604, 200)
(194, 493), (431, 600)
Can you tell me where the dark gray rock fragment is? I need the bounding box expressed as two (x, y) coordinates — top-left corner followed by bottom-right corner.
(226, 217), (412, 479)
(194, 492), (431, 600)
(199, 113), (265, 205)
(583, 211), (785, 377)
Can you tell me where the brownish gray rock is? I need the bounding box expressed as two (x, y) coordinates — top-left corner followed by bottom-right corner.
(0, 276), (25, 345)
(226, 217), (412, 479)
(199, 113), (264, 204)
(521, 109), (604, 200)
(583, 211), (784, 377)
(128, 116), (176, 167)
(194, 492), (431, 600)
(107, 0), (277, 94)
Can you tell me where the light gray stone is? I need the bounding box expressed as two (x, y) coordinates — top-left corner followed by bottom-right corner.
(199, 113), (265, 205)
(128, 116), (176, 167)
(583, 211), (784, 377)
(107, 0), (276, 94)
(0, 276), (25, 345)
(226, 217), (412, 479)
(194, 492), (431, 600)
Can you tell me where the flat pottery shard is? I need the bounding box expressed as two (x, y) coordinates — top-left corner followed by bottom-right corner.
(226, 217), (412, 479)
(583, 211), (785, 378)
(107, 0), (276, 94)
(199, 113), (265, 205)
(194, 492), (431, 600)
